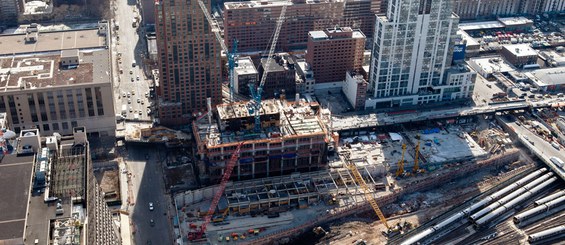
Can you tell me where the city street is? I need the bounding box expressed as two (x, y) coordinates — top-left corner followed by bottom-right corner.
(111, 0), (153, 122)
(126, 145), (172, 245)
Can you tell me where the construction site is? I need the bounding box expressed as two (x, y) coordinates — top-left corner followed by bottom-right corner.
(172, 106), (562, 244)
(192, 98), (332, 184)
(165, 0), (565, 243)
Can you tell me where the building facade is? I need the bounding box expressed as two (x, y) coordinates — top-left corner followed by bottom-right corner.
(0, 27), (116, 137)
(367, 0), (475, 108)
(452, 0), (565, 20)
(0, 0), (19, 25)
(306, 27), (365, 83)
(500, 44), (539, 68)
(233, 56), (259, 96)
(223, 0), (379, 52)
(193, 99), (330, 184)
(155, 0), (222, 125)
(257, 54), (296, 99)
(343, 71), (368, 110)
(294, 58), (316, 95)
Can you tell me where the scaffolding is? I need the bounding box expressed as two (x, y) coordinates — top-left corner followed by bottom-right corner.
(179, 164), (386, 218)
(50, 143), (86, 200)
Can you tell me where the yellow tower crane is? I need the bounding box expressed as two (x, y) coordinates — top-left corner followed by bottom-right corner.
(345, 155), (390, 230)
(413, 141), (420, 173)
(395, 144), (407, 177)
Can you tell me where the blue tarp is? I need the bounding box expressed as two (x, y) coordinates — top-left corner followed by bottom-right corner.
(422, 128), (440, 134)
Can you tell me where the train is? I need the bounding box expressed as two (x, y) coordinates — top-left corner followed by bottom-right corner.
(528, 225), (565, 243)
(469, 172), (553, 221)
(473, 177), (558, 227)
(400, 169), (547, 245)
(534, 190), (565, 206)
(514, 195), (565, 224)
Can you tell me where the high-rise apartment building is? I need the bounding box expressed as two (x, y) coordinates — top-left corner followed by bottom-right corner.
(155, 0), (222, 125)
(367, 0), (475, 109)
(223, 0), (381, 52)
(306, 27), (365, 83)
(0, 0), (19, 24)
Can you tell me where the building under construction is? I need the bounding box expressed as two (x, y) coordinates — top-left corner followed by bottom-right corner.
(193, 98), (333, 184)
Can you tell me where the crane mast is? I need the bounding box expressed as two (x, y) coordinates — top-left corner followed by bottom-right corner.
(248, 2), (288, 132)
(344, 153), (390, 229)
(197, 0), (238, 102)
(413, 141), (420, 173)
(192, 142), (244, 240)
(396, 144), (407, 177)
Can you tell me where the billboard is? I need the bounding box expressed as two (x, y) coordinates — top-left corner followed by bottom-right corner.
(453, 44), (466, 62)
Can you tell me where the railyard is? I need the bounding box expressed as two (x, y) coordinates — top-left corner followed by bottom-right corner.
(170, 110), (563, 244)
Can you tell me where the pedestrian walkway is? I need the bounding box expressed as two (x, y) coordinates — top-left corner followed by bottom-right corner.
(120, 213), (133, 245)
(119, 159), (134, 245)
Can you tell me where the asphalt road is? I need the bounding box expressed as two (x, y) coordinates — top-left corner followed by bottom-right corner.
(111, 0), (152, 121)
(505, 119), (565, 160)
(127, 145), (172, 245)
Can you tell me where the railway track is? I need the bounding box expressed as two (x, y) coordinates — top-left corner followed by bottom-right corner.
(405, 167), (564, 245)
(449, 184), (564, 245)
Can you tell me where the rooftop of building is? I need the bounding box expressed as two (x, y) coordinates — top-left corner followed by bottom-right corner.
(0, 49), (110, 92)
(294, 58), (314, 78)
(457, 30), (479, 46)
(539, 49), (565, 64)
(147, 37), (157, 55)
(459, 21), (505, 31)
(502, 44), (538, 57)
(260, 54), (295, 73)
(217, 99), (280, 120)
(224, 0), (343, 10)
(0, 154), (35, 241)
(497, 17), (534, 27)
(467, 56), (516, 74)
(447, 63), (472, 73)
(194, 99), (327, 148)
(235, 56), (258, 76)
(308, 27), (365, 40)
(458, 17), (534, 32)
(525, 67), (565, 86)
(0, 29), (106, 56)
(25, 190), (73, 245)
(346, 70), (366, 83)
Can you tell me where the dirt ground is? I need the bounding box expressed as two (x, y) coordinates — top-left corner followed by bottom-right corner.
(315, 161), (532, 245)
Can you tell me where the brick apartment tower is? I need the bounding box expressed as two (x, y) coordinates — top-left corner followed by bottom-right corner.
(305, 27), (366, 83)
(223, 0), (384, 52)
(155, 0), (222, 125)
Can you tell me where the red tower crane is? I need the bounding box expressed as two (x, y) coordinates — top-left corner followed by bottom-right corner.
(188, 142), (244, 241)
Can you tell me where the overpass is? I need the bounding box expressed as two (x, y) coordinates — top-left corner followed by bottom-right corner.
(332, 99), (557, 132)
(500, 118), (565, 182)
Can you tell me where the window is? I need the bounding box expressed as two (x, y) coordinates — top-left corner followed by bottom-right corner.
(52, 123), (59, 131)
(94, 87), (104, 116)
(43, 124), (50, 131)
(62, 122), (69, 130)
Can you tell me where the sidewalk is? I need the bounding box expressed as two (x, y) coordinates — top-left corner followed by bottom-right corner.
(120, 213), (133, 245)
(119, 159), (134, 245)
